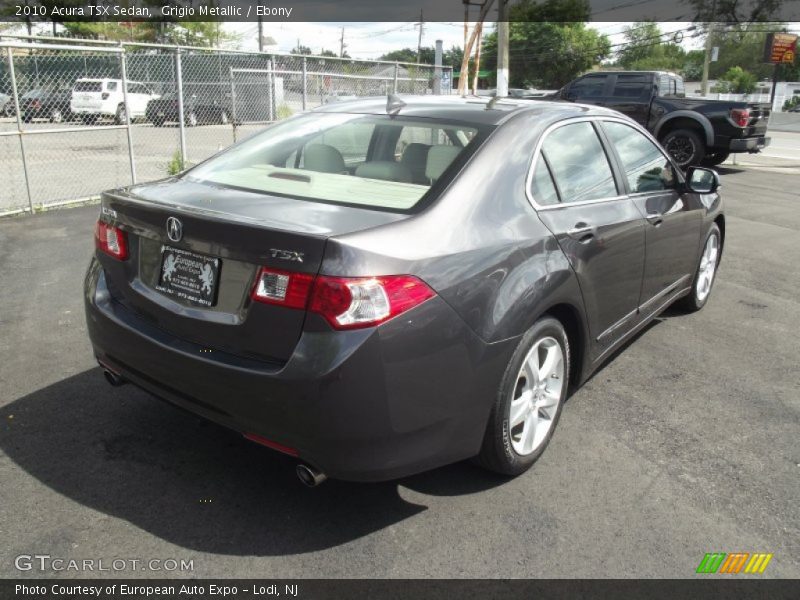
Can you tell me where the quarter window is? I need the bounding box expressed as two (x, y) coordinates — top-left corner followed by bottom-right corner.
(530, 157), (560, 206)
(603, 122), (676, 194)
(568, 75), (607, 99)
(540, 122), (618, 203)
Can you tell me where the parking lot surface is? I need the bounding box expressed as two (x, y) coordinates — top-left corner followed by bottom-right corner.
(0, 166), (798, 578)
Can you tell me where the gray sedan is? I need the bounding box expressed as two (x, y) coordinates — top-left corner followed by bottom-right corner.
(84, 96), (724, 485)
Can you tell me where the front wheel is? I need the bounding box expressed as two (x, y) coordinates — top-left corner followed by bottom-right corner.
(662, 128), (706, 168)
(50, 108), (63, 123)
(219, 110), (229, 125)
(475, 316), (570, 476)
(185, 111), (198, 127)
(677, 224), (721, 312)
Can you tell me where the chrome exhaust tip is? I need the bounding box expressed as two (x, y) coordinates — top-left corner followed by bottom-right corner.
(103, 368), (126, 387)
(296, 464), (327, 488)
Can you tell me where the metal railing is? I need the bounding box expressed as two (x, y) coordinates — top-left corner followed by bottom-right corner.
(0, 36), (453, 216)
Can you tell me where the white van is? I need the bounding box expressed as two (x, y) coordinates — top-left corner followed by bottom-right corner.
(70, 78), (159, 124)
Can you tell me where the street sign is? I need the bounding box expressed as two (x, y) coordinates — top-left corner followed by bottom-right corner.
(764, 32), (797, 64)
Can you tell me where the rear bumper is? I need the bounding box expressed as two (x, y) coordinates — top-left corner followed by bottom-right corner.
(729, 135), (770, 153)
(84, 258), (514, 482)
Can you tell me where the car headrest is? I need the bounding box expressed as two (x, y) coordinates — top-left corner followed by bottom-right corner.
(304, 144), (346, 174)
(425, 145), (462, 182)
(400, 143), (431, 169)
(355, 161), (414, 183)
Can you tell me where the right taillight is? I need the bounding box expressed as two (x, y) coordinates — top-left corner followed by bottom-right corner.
(95, 221), (128, 260)
(250, 268), (435, 330)
(730, 108), (750, 127)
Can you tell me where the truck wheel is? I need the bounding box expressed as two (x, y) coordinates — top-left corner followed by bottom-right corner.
(662, 128), (705, 168)
(115, 104), (128, 125)
(702, 151), (730, 167)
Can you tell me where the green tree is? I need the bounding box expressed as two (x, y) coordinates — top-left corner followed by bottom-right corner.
(379, 47), (436, 64)
(478, 0), (610, 89)
(717, 66), (758, 93)
(617, 21), (687, 72)
(291, 44), (312, 55)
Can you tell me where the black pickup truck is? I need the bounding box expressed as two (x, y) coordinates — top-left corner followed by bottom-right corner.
(555, 71), (771, 167)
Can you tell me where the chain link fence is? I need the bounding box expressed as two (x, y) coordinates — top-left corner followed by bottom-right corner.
(0, 37), (452, 216)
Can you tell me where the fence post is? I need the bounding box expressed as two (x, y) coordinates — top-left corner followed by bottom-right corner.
(175, 48), (187, 168)
(229, 66), (237, 143)
(119, 46), (137, 185)
(269, 58), (275, 121)
(7, 47), (34, 213)
(301, 56), (307, 111)
(393, 62), (399, 94)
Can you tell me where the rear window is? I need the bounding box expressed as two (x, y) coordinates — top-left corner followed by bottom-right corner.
(187, 113), (484, 211)
(74, 81), (103, 92)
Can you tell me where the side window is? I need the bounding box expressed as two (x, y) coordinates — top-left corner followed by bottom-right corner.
(568, 75), (607, 99)
(541, 122), (618, 203)
(612, 74), (651, 98)
(106, 81), (118, 92)
(603, 121), (676, 193)
(529, 156), (560, 206)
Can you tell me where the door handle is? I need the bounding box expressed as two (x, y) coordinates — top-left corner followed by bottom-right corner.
(567, 223), (595, 241)
(646, 212), (663, 227)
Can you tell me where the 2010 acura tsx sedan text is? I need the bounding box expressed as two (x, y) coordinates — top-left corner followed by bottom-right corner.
(84, 96), (724, 485)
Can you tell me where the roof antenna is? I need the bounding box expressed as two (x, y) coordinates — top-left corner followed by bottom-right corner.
(485, 95), (501, 110)
(387, 93), (406, 115)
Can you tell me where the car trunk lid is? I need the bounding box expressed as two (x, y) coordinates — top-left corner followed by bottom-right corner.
(97, 179), (406, 363)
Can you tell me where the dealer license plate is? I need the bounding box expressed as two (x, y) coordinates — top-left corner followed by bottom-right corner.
(155, 246), (220, 307)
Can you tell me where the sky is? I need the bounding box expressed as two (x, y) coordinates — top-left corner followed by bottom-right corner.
(228, 21), (704, 59)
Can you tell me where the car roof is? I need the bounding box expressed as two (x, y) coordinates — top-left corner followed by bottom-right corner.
(312, 95), (619, 126)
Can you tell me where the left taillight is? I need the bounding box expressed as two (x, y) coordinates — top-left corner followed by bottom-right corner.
(250, 268), (436, 330)
(730, 108), (750, 127)
(95, 221), (128, 260)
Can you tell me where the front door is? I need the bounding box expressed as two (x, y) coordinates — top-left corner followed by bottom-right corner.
(529, 119), (647, 355)
(599, 120), (704, 311)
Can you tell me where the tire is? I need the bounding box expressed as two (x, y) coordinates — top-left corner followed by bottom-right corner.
(114, 104), (128, 125)
(702, 151), (730, 167)
(219, 110), (229, 125)
(3, 103), (14, 117)
(80, 114), (97, 125)
(475, 316), (570, 476)
(152, 118), (165, 127)
(676, 224), (721, 313)
(185, 111), (198, 127)
(661, 128), (706, 168)
(50, 108), (63, 123)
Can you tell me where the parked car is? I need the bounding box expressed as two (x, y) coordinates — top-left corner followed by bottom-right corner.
(322, 91), (359, 104)
(788, 105), (800, 113)
(85, 97), (723, 485)
(555, 70), (771, 167)
(70, 78), (159, 124)
(20, 88), (72, 123)
(0, 92), (16, 117)
(145, 92), (231, 127)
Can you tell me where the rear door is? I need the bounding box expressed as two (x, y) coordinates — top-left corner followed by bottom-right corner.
(599, 119), (703, 310)
(604, 73), (655, 126)
(529, 119), (647, 353)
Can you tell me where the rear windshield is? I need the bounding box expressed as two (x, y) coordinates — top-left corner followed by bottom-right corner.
(74, 81), (103, 92)
(187, 113), (485, 211)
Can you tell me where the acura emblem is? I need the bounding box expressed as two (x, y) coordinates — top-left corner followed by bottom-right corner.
(166, 217), (183, 242)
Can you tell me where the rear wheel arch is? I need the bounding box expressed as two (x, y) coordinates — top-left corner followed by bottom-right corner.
(540, 303), (587, 388)
(655, 114), (713, 147)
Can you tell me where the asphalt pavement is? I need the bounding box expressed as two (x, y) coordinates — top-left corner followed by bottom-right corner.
(0, 166), (798, 578)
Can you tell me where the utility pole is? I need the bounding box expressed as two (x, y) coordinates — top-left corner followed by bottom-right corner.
(496, 0), (509, 96)
(258, 16), (263, 52)
(339, 27), (346, 58)
(415, 10), (425, 63)
(700, 0), (717, 96)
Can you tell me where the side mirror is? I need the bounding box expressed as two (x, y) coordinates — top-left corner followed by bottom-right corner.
(685, 166), (720, 194)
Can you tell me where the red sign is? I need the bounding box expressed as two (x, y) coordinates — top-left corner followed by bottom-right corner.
(764, 33), (797, 64)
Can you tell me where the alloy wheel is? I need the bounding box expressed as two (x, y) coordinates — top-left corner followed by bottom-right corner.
(666, 136), (695, 166)
(508, 336), (565, 456)
(696, 232), (719, 302)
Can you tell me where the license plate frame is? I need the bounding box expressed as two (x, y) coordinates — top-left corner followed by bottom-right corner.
(155, 245), (220, 307)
